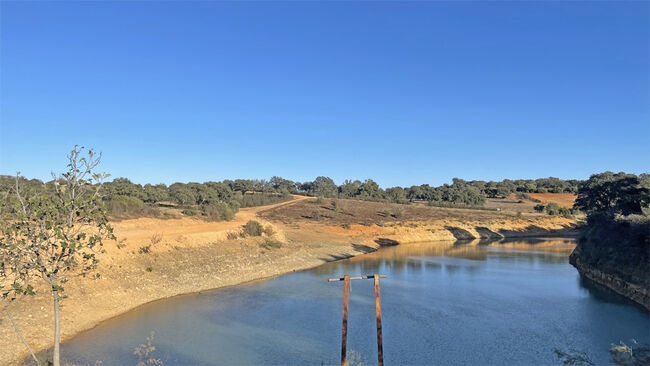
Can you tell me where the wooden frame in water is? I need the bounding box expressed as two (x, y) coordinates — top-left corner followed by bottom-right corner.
(328, 274), (387, 366)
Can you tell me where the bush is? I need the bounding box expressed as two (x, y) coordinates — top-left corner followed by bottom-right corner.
(312, 209), (321, 220)
(181, 208), (197, 216)
(534, 204), (546, 213)
(106, 195), (160, 219)
(237, 193), (290, 208)
(227, 231), (239, 240)
(242, 220), (264, 236)
(545, 202), (562, 215)
(316, 196), (324, 204)
(201, 202), (237, 221)
(392, 207), (404, 218)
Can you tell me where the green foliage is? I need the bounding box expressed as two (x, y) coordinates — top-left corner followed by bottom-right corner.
(316, 196), (324, 204)
(237, 193), (290, 208)
(311, 176), (338, 198)
(574, 172), (650, 218)
(312, 209), (321, 220)
(392, 207), (405, 218)
(0, 146), (115, 366)
(331, 199), (339, 212)
(534, 204), (545, 212)
(106, 195), (160, 219)
(143, 184), (168, 203)
(241, 220), (264, 237)
(385, 187), (407, 204)
(201, 202), (237, 221)
(545, 202), (561, 215)
(181, 208), (197, 216)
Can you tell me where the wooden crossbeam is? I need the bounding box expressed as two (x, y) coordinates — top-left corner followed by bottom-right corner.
(329, 274), (386, 366)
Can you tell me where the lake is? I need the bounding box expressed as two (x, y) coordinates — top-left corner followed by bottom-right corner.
(58, 238), (649, 365)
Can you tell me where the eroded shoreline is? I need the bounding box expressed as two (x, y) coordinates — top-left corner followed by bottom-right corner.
(3, 199), (576, 366)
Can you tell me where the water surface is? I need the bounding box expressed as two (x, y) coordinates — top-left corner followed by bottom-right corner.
(60, 238), (649, 365)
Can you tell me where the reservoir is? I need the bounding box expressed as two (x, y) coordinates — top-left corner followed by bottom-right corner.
(58, 238), (649, 365)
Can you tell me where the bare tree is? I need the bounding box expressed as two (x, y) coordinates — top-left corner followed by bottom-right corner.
(1, 146), (115, 366)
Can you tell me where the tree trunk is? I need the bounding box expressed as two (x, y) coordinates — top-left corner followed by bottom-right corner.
(52, 285), (60, 366)
(2, 300), (40, 365)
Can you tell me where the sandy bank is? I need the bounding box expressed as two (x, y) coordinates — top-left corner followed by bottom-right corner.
(2, 197), (576, 365)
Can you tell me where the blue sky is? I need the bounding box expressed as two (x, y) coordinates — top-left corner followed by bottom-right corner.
(1, 1), (648, 187)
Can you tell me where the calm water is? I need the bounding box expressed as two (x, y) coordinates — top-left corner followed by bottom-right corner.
(59, 238), (649, 365)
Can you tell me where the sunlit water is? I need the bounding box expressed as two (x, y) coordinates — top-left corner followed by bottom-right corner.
(57, 238), (649, 365)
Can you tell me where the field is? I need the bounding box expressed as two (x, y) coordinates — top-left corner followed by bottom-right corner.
(260, 193), (579, 226)
(483, 193), (577, 212)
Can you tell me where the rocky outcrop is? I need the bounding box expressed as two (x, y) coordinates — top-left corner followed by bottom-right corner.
(570, 247), (649, 310)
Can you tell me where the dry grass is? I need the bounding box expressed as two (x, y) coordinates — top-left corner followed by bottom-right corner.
(259, 197), (535, 226)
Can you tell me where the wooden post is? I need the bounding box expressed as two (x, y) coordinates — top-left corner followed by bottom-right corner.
(374, 274), (384, 366)
(341, 275), (350, 366)
(328, 274), (386, 365)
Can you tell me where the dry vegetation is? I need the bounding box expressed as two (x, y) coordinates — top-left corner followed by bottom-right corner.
(2, 194), (579, 365)
(259, 194), (579, 226)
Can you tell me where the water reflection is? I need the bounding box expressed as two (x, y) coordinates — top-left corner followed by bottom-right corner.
(56, 238), (649, 366)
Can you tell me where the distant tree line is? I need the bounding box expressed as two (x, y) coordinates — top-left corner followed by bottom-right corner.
(0, 175), (588, 216)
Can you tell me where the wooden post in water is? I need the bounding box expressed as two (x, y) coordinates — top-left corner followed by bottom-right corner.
(328, 274), (386, 366)
(374, 274), (384, 366)
(341, 275), (350, 366)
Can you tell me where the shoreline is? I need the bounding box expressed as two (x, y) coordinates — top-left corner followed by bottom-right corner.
(31, 234), (576, 365)
(4, 200), (578, 366)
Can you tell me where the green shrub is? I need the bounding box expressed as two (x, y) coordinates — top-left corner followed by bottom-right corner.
(237, 193), (290, 208)
(181, 208), (197, 216)
(316, 196), (324, 204)
(545, 202), (562, 215)
(312, 209), (321, 220)
(392, 207), (404, 218)
(106, 195), (161, 219)
(242, 220), (264, 236)
(534, 204), (546, 213)
(201, 202), (237, 221)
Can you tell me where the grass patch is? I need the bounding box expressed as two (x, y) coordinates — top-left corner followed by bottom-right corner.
(259, 239), (283, 250)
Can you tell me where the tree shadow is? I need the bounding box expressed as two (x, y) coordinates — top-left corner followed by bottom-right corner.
(497, 223), (578, 238)
(352, 243), (377, 253)
(444, 226), (476, 240)
(475, 226), (504, 239)
(375, 238), (399, 247)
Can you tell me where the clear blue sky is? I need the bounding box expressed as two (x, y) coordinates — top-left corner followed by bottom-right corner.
(1, 1), (648, 187)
